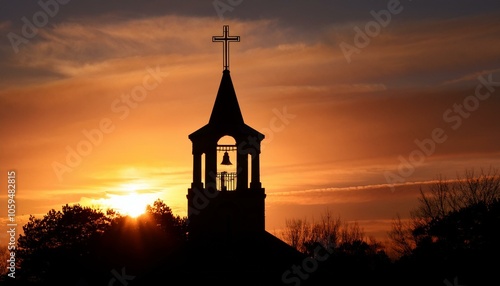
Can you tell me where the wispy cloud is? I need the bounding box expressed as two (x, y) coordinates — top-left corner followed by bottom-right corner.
(442, 68), (500, 85)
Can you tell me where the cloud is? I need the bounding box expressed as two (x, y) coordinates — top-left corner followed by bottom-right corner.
(267, 180), (426, 205)
(324, 13), (500, 87)
(4, 16), (281, 79)
(442, 68), (500, 85)
(5, 12), (500, 93)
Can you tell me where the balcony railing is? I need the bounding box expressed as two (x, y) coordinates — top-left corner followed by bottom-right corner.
(216, 171), (237, 191)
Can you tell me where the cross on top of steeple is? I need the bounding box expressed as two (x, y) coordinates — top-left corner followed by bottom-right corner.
(212, 25), (240, 71)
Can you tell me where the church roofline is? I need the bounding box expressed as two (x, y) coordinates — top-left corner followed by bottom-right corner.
(188, 122), (264, 141)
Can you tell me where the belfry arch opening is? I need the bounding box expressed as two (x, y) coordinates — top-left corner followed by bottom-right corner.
(217, 135), (237, 191)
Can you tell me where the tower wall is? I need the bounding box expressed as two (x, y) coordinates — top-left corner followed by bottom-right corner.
(187, 188), (266, 241)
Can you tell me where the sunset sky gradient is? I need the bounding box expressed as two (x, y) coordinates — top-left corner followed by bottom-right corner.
(1, 0), (500, 243)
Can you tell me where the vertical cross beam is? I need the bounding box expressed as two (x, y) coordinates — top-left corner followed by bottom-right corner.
(212, 25), (240, 71)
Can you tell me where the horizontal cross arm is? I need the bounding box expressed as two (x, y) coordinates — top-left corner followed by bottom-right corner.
(212, 36), (240, 42)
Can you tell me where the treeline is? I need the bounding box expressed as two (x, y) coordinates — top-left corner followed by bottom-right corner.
(279, 168), (500, 286)
(0, 200), (187, 285)
(278, 209), (391, 285)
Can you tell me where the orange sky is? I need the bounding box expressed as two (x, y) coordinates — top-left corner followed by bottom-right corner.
(1, 2), (500, 244)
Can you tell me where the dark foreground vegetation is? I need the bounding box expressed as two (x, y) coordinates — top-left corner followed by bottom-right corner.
(1, 168), (499, 286)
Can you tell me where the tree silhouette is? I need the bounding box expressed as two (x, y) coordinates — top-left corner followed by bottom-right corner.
(13, 199), (187, 285)
(144, 198), (188, 241)
(281, 209), (382, 256)
(389, 168), (500, 285)
(387, 214), (415, 257)
(0, 247), (10, 279)
(17, 204), (115, 284)
(281, 209), (391, 285)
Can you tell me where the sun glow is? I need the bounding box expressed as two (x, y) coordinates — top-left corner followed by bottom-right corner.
(93, 182), (159, 218)
(107, 192), (150, 218)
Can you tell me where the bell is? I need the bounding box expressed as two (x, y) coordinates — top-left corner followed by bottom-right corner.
(220, 151), (232, 165)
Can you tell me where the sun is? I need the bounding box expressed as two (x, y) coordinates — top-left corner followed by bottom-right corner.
(107, 192), (149, 218)
(99, 183), (157, 218)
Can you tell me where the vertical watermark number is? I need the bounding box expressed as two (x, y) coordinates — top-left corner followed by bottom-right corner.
(6, 170), (17, 279)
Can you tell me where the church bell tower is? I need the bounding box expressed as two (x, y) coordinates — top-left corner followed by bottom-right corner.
(187, 25), (266, 241)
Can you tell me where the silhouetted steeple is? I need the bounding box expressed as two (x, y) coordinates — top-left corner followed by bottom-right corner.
(188, 26), (266, 242)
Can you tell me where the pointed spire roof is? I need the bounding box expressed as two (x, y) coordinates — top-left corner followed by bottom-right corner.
(189, 70), (264, 141)
(209, 70), (244, 125)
